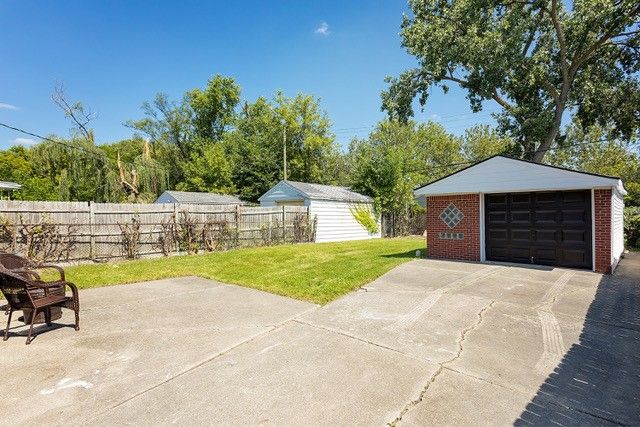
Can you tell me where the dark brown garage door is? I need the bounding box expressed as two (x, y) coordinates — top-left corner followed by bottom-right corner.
(485, 191), (592, 269)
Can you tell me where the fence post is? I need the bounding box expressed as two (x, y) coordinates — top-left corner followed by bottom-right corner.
(89, 201), (95, 260)
(174, 203), (180, 254)
(235, 204), (241, 248)
(306, 206), (311, 242)
(282, 206), (286, 243)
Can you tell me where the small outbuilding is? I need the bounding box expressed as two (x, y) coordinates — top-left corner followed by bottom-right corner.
(414, 155), (626, 273)
(0, 181), (21, 200)
(155, 190), (244, 205)
(259, 181), (380, 243)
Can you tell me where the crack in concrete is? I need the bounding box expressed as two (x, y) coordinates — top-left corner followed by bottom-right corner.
(388, 299), (496, 426)
(89, 305), (319, 421)
(292, 319), (429, 363)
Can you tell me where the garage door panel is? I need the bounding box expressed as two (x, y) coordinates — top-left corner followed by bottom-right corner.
(488, 211), (508, 223)
(488, 229), (508, 241)
(485, 191), (592, 269)
(561, 249), (588, 265)
(535, 229), (557, 243)
(534, 192), (558, 204)
(488, 246), (508, 259)
(509, 246), (532, 261)
(533, 247), (557, 264)
(562, 209), (589, 224)
(511, 228), (532, 242)
(510, 210), (531, 223)
(533, 209), (557, 223)
(562, 229), (587, 244)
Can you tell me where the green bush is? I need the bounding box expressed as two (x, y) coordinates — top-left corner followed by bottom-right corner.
(350, 204), (380, 234)
(624, 206), (640, 249)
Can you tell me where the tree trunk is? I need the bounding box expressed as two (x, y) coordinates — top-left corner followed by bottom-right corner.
(532, 98), (566, 163)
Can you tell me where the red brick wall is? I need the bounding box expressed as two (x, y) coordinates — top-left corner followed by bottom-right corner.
(594, 189), (612, 274)
(426, 194), (480, 261)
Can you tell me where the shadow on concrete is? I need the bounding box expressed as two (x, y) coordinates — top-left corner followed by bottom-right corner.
(515, 253), (640, 426)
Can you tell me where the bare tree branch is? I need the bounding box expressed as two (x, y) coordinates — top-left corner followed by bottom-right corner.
(51, 82), (96, 142)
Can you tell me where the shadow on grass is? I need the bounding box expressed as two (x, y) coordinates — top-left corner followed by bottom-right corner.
(514, 253), (640, 426)
(381, 248), (426, 259)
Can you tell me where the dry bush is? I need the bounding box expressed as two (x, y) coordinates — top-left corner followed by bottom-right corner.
(156, 214), (178, 256)
(178, 210), (199, 254)
(119, 215), (142, 259)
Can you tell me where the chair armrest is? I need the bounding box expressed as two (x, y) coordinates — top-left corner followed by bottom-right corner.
(11, 268), (42, 281)
(34, 263), (65, 281)
(32, 280), (66, 288)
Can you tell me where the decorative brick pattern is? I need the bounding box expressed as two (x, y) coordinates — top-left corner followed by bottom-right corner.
(594, 189), (612, 274)
(426, 194), (480, 261)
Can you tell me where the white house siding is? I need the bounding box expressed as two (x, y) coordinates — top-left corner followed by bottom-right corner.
(309, 199), (380, 243)
(612, 190), (625, 269)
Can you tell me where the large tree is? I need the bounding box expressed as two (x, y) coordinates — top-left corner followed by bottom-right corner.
(382, 0), (640, 162)
(349, 120), (462, 226)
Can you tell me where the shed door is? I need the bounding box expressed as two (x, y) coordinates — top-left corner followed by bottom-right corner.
(485, 191), (592, 269)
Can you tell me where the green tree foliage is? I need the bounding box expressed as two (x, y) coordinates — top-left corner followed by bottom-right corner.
(349, 120), (462, 219)
(382, 0), (640, 162)
(461, 125), (513, 161)
(224, 93), (339, 201)
(177, 143), (235, 193)
(546, 124), (640, 203)
(29, 138), (122, 202)
(187, 75), (241, 141)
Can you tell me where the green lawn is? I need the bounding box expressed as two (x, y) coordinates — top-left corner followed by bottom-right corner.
(62, 237), (425, 304)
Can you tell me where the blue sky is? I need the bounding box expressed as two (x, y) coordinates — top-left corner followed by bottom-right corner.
(0, 0), (499, 150)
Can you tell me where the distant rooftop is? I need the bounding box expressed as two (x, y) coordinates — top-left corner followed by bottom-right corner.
(283, 181), (372, 203)
(0, 181), (21, 191)
(156, 190), (244, 205)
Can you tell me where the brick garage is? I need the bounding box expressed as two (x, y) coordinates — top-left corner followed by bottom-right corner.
(415, 156), (626, 273)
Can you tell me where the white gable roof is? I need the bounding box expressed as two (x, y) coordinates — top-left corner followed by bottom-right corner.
(414, 156), (626, 197)
(259, 181), (372, 203)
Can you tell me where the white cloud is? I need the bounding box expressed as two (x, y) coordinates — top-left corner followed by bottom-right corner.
(314, 22), (330, 36)
(0, 103), (19, 110)
(9, 138), (36, 146)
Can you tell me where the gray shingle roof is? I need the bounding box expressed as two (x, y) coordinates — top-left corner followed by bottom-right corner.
(284, 181), (372, 203)
(159, 191), (244, 205)
(0, 181), (21, 190)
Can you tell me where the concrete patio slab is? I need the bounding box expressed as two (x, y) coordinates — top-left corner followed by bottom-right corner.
(89, 320), (439, 426)
(1, 277), (316, 425)
(2, 253), (639, 426)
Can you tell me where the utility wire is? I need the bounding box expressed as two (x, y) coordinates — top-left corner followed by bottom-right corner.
(0, 121), (168, 174)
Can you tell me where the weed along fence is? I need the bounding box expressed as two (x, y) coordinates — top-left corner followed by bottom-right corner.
(0, 201), (316, 263)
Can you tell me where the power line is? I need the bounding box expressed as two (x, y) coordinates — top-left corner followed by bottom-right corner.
(0, 121), (167, 174)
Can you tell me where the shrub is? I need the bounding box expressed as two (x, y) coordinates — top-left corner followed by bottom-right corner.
(349, 204), (380, 234)
(624, 206), (640, 249)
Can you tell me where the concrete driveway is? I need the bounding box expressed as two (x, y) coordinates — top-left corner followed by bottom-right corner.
(2, 254), (639, 426)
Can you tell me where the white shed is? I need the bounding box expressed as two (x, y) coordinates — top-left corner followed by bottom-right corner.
(259, 181), (380, 243)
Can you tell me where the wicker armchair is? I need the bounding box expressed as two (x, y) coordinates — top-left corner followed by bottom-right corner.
(0, 268), (80, 345)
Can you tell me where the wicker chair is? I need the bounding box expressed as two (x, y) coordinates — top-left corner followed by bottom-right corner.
(0, 268), (80, 345)
(0, 253), (66, 319)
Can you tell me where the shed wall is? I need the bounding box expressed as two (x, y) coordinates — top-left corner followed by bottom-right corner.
(309, 200), (380, 243)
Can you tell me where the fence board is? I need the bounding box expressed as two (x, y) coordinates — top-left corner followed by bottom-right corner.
(0, 201), (316, 262)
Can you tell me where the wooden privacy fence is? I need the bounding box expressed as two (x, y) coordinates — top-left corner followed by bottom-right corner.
(0, 201), (316, 262)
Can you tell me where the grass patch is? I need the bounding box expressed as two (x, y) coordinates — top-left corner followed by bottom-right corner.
(61, 237), (424, 305)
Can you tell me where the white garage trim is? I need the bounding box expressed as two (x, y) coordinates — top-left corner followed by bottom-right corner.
(591, 189), (596, 272)
(479, 193), (486, 262)
(415, 156), (626, 197)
